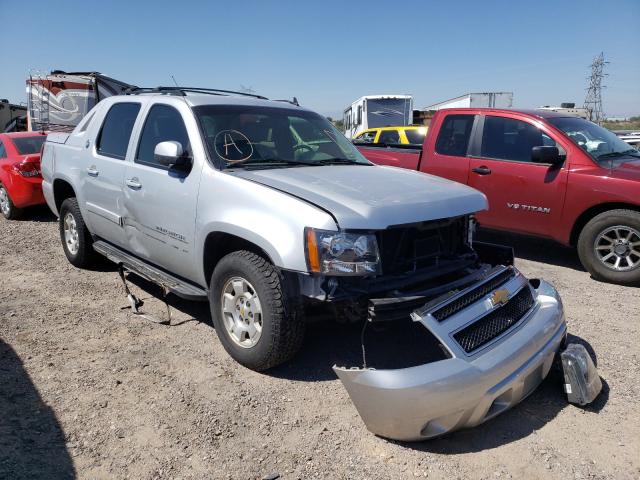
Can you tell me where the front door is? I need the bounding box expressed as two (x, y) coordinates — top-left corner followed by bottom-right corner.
(468, 115), (568, 237)
(122, 103), (201, 280)
(83, 102), (141, 248)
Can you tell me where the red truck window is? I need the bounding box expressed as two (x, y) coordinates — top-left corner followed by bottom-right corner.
(435, 115), (474, 156)
(481, 116), (557, 163)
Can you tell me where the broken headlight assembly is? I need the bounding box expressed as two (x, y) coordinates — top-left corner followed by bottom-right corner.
(305, 228), (381, 276)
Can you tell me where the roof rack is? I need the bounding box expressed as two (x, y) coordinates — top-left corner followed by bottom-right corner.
(123, 86), (268, 100)
(273, 97), (300, 107)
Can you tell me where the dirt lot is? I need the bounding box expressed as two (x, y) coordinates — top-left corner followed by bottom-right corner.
(1, 207), (639, 480)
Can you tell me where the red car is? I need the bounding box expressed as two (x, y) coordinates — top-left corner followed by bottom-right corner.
(0, 131), (48, 219)
(357, 108), (640, 285)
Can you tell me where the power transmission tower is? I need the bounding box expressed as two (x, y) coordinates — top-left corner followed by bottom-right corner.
(583, 52), (609, 124)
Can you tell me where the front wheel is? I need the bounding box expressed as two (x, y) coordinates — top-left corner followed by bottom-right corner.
(209, 250), (304, 371)
(58, 197), (99, 268)
(577, 209), (640, 285)
(0, 183), (23, 220)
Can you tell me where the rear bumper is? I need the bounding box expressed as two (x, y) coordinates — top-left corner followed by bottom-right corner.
(334, 278), (566, 441)
(4, 173), (44, 208)
(42, 179), (57, 216)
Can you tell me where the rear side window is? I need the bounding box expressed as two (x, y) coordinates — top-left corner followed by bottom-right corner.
(0, 142), (6, 158)
(136, 105), (190, 167)
(96, 103), (141, 159)
(378, 130), (400, 144)
(435, 114), (475, 156)
(481, 116), (554, 163)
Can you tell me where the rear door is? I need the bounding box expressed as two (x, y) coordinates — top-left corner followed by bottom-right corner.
(122, 102), (201, 280)
(468, 114), (568, 236)
(83, 102), (141, 247)
(422, 113), (476, 184)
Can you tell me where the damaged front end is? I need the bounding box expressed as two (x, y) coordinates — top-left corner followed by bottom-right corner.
(333, 271), (566, 441)
(291, 215), (567, 441)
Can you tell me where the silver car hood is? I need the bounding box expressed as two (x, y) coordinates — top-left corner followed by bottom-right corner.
(232, 165), (487, 229)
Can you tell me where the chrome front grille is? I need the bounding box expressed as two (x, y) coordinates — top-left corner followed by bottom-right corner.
(453, 286), (535, 353)
(431, 268), (515, 322)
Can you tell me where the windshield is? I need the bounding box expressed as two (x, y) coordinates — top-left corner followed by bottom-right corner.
(194, 105), (372, 169)
(11, 135), (47, 155)
(548, 117), (640, 164)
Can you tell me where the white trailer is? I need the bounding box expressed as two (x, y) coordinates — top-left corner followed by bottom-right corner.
(343, 95), (413, 139)
(424, 92), (513, 111)
(538, 103), (589, 119)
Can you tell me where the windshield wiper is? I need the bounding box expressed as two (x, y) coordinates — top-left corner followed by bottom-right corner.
(598, 149), (640, 159)
(317, 158), (369, 165)
(230, 159), (320, 170)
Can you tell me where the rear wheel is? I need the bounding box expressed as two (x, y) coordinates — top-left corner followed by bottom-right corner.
(209, 250), (305, 371)
(59, 197), (98, 268)
(0, 184), (23, 220)
(577, 209), (640, 285)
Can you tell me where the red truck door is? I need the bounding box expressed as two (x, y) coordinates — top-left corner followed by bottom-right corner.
(467, 114), (568, 237)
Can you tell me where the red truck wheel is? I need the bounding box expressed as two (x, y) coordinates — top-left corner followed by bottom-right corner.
(578, 209), (640, 285)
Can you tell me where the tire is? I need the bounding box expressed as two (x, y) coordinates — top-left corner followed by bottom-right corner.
(577, 209), (640, 285)
(0, 183), (23, 220)
(58, 197), (98, 268)
(209, 250), (305, 371)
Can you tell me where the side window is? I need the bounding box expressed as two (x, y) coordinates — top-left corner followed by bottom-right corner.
(378, 130), (400, 144)
(481, 116), (554, 163)
(0, 142), (6, 158)
(96, 103), (141, 159)
(435, 114), (475, 156)
(136, 105), (190, 168)
(357, 105), (362, 125)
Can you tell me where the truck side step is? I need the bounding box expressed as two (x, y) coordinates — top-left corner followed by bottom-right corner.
(93, 240), (208, 301)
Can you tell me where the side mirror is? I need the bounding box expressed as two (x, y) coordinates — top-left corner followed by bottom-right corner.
(154, 141), (184, 166)
(531, 146), (563, 165)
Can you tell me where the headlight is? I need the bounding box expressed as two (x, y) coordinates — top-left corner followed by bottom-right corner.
(305, 228), (381, 276)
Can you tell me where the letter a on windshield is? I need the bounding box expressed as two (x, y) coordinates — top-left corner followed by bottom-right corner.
(224, 133), (244, 157)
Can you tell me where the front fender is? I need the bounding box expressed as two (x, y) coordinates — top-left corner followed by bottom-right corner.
(194, 168), (339, 285)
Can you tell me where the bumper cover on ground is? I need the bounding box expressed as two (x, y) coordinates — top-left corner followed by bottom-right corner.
(334, 278), (566, 441)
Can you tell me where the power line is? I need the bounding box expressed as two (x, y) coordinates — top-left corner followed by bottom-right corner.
(583, 52), (609, 124)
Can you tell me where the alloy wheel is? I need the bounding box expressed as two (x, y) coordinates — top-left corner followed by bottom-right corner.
(0, 187), (10, 216)
(221, 277), (263, 348)
(594, 225), (640, 271)
(63, 212), (80, 255)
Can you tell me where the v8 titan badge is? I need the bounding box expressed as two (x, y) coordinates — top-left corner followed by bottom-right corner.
(214, 129), (254, 163)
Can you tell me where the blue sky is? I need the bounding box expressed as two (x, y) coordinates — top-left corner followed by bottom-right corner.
(1, 0), (639, 117)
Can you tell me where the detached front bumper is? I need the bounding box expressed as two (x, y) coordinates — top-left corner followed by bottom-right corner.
(334, 276), (566, 441)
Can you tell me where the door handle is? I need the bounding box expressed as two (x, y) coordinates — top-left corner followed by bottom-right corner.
(86, 166), (99, 177)
(125, 177), (142, 190)
(472, 166), (492, 175)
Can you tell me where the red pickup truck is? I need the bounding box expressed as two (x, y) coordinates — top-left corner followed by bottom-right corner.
(357, 108), (640, 285)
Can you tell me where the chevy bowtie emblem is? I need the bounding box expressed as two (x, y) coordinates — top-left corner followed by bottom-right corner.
(491, 289), (510, 307)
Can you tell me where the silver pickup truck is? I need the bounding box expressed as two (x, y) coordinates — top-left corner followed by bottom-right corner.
(41, 87), (566, 440)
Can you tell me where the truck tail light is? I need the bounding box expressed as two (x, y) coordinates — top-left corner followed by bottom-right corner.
(12, 160), (41, 178)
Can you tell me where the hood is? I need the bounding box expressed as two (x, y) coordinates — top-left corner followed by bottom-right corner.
(610, 158), (640, 181)
(232, 165), (487, 229)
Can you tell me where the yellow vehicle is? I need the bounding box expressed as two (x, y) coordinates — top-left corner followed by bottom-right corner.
(353, 126), (428, 145)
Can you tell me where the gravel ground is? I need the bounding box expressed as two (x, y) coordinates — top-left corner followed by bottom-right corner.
(1, 207), (638, 480)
